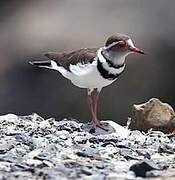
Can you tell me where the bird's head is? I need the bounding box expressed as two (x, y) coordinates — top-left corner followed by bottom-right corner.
(104, 33), (144, 56)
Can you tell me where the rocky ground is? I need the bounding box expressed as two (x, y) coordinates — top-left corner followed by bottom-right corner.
(0, 110), (175, 179)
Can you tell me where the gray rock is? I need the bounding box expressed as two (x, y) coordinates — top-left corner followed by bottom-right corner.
(129, 98), (175, 133)
(0, 113), (174, 179)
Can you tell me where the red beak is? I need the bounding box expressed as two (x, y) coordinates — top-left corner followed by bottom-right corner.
(130, 47), (144, 54)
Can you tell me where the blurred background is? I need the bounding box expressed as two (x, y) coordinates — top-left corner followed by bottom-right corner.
(0, 0), (174, 124)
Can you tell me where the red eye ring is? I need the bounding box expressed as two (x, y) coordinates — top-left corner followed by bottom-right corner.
(117, 41), (126, 48)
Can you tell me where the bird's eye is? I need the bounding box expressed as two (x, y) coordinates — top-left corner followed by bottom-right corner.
(117, 41), (126, 48)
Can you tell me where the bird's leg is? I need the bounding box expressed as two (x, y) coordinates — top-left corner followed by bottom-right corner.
(87, 89), (108, 131)
(91, 89), (100, 123)
(92, 90), (108, 128)
(87, 92), (98, 124)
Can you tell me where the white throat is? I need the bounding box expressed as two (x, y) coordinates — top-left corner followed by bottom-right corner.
(97, 48), (126, 75)
(101, 47), (127, 66)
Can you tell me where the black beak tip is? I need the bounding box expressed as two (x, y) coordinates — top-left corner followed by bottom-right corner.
(140, 50), (145, 55)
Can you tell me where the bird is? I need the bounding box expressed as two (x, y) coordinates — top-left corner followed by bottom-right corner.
(30, 33), (144, 130)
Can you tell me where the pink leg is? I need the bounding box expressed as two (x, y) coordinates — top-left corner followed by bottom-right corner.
(91, 89), (100, 122)
(87, 94), (99, 125)
(87, 89), (108, 131)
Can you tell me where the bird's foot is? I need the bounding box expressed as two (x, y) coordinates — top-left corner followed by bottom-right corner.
(92, 120), (109, 132)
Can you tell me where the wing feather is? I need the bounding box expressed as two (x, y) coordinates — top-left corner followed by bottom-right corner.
(44, 48), (98, 71)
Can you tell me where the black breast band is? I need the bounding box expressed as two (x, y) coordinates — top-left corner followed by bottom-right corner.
(97, 59), (125, 80)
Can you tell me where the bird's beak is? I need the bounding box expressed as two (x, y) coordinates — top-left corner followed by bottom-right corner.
(130, 47), (144, 54)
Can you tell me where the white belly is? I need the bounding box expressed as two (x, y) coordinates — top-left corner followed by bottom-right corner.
(68, 61), (116, 90)
(50, 59), (120, 91)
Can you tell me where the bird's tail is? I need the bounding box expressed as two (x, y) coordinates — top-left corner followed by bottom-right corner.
(29, 60), (52, 68)
(29, 60), (60, 71)
(29, 60), (71, 79)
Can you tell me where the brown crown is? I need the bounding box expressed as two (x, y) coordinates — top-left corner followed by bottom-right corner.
(105, 33), (130, 47)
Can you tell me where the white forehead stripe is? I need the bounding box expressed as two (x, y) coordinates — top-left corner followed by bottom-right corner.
(127, 39), (135, 48)
(104, 41), (122, 50)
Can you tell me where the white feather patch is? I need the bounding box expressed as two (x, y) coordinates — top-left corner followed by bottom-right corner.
(127, 39), (135, 48)
(69, 61), (96, 76)
(104, 41), (123, 50)
(49, 60), (71, 79)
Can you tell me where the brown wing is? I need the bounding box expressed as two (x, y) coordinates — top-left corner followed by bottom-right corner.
(44, 48), (98, 71)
